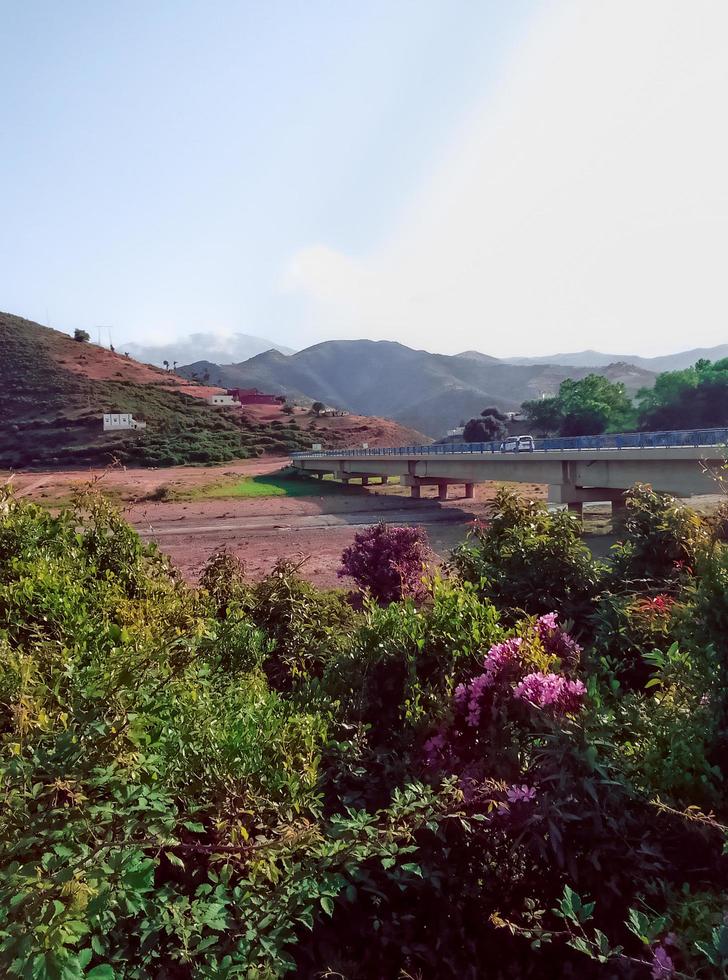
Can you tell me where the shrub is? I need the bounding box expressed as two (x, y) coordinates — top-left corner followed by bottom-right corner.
(452, 487), (604, 624)
(339, 522), (434, 603)
(610, 483), (709, 588)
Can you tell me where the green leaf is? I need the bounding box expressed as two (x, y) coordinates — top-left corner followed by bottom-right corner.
(85, 968), (115, 980)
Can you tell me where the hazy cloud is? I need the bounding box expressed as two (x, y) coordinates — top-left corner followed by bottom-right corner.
(288, 0), (728, 356)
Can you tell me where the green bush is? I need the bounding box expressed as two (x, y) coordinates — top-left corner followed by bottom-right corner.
(1, 485), (726, 979)
(452, 487), (604, 624)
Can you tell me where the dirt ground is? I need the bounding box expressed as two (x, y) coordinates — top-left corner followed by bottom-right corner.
(4, 457), (544, 587)
(13, 456), (716, 590)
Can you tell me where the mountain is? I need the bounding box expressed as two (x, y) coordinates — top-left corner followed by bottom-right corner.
(0, 314), (314, 468)
(500, 344), (728, 372)
(178, 340), (656, 437)
(122, 332), (294, 367)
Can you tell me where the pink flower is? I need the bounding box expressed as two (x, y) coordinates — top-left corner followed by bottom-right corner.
(459, 637), (524, 726)
(513, 672), (586, 715)
(505, 784), (537, 804)
(651, 945), (674, 978)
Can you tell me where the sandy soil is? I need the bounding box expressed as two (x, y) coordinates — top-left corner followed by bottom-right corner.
(5, 457), (538, 587)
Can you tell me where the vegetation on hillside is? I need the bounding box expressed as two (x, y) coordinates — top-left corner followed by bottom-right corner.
(0, 315), (312, 467)
(522, 360), (728, 437)
(1, 483), (727, 977)
(636, 358), (728, 431)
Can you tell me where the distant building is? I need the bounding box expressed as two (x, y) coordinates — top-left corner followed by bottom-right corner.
(208, 393), (237, 406)
(447, 426), (465, 437)
(227, 387), (280, 406)
(103, 413), (146, 431)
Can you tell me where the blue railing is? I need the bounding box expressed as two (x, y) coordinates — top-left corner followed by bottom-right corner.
(291, 427), (728, 459)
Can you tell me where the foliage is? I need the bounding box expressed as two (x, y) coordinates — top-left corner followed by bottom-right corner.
(636, 357), (728, 430)
(463, 406), (508, 443)
(1, 485), (727, 978)
(452, 487), (604, 623)
(339, 522), (434, 604)
(521, 395), (563, 435)
(609, 483), (709, 588)
(522, 374), (635, 436)
(73, 328), (90, 342)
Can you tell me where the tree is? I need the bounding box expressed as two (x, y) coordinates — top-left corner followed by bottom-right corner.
(163, 360), (169, 372)
(173, 361), (178, 371)
(636, 359), (728, 430)
(522, 396), (564, 436)
(521, 375), (634, 436)
(73, 329), (90, 343)
(311, 401), (325, 415)
(557, 375), (634, 435)
(463, 409), (507, 443)
(282, 403), (295, 415)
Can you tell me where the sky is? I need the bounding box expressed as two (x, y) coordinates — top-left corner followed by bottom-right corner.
(1, 0), (727, 358)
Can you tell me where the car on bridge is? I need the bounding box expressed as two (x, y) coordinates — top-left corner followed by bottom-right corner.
(500, 435), (535, 453)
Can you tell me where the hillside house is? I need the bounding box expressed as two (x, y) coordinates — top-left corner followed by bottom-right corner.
(208, 393), (237, 406)
(103, 413), (146, 431)
(227, 388), (280, 406)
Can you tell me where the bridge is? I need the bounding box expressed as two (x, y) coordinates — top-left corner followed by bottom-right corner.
(291, 428), (728, 516)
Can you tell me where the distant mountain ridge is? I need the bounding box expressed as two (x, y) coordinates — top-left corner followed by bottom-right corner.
(123, 331), (294, 368)
(498, 344), (728, 372)
(178, 340), (657, 437)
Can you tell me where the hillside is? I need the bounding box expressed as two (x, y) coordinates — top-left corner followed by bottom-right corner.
(179, 340), (656, 436)
(0, 314), (428, 469)
(0, 315), (306, 469)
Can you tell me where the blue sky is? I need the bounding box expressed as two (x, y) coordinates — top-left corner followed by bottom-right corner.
(2, 1), (727, 356)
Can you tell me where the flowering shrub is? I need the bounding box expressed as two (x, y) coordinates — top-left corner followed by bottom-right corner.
(1, 485), (726, 979)
(339, 521), (433, 603)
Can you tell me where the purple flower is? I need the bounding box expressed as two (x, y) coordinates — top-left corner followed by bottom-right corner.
(536, 613), (582, 669)
(505, 784), (537, 804)
(423, 733), (447, 765)
(513, 672), (586, 715)
(651, 945), (674, 978)
(457, 637), (524, 727)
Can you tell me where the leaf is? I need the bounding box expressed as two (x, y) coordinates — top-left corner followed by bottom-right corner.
(320, 896), (334, 916)
(85, 968), (116, 980)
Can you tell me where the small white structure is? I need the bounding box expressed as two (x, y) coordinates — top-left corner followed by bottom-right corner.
(103, 413), (147, 431)
(447, 426), (465, 437)
(208, 394), (236, 407)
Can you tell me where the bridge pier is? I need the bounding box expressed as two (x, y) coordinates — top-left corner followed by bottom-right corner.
(438, 483), (448, 501)
(465, 483), (475, 499)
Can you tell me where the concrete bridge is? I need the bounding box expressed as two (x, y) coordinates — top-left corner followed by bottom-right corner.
(291, 430), (728, 516)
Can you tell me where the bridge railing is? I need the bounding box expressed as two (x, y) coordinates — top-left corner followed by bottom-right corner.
(291, 427), (728, 459)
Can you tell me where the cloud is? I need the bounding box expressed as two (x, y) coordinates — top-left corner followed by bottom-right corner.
(287, 0), (728, 356)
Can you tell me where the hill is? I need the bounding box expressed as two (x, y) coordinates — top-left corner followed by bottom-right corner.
(0, 314), (428, 469)
(179, 340), (656, 437)
(500, 343), (728, 372)
(123, 331), (294, 368)
(0, 313), (310, 468)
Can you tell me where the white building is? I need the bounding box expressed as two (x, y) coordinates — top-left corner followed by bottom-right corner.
(447, 426), (465, 437)
(103, 413), (147, 431)
(207, 394), (236, 406)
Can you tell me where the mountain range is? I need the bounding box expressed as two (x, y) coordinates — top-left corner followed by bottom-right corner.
(122, 331), (293, 367)
(177, 340), (658, 437)
(497, 345), (728, 372)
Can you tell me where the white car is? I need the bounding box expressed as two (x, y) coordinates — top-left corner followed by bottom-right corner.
(500, 435), (535, 453)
